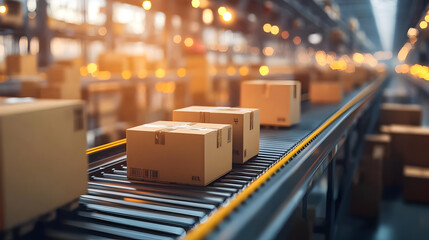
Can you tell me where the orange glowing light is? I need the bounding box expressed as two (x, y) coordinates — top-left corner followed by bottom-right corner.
(184, 37), (194, 47)
(155, 68), (166, 78)
(142, 1), (151, 10)
(222, 11), (232, 22)
(121, 70), (132, 79)
(177, 68), (186, 77)
(173, 35), (182, 44)
(259, 65), (269, 76)
(239, 66), (249, 76)
(0, 5), (7, 14)
(293, 36), (301, 45)
(281, 31), (289, 39)
(87, 63), (98, 74)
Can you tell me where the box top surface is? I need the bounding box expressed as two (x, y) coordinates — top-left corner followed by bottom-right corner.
(381, 103), (421, 111)
(388, 124), (429, 135)
(0, 97), (83, 116)
(127, 121), (230, 135)
(174, 106), (258, 114)
(243, 80), (299, 86)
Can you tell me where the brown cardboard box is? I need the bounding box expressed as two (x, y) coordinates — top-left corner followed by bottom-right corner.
(47, 65), (80, 85)
(128, 56), (146, 75)
(309, 81), (343, 103)
(350, 146), (383, 217)
(40, 82), (81, 100)
(173, 106), (260, 164)
(98, 53), (129, 74)
(56, 58), (83, 69)
(241, 80), (301, 126)
(5, 54), (38, 76)
(403, 166), (429, 203)
(379, 103), (422, 127)
(387, 125), (429, 167)
(364, 134), (392, 186)
(127, 121), (232, 186)
(20, 79), (44, 98)
(0, 97), (87, 231)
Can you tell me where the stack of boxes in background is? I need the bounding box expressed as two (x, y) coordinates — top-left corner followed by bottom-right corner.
(350, 135), (389, 217)
(41, 64), (81, 99)
(185, 55), (212, 105)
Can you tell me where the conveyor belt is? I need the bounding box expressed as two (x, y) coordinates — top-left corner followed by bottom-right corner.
(35, 78), (384, 240)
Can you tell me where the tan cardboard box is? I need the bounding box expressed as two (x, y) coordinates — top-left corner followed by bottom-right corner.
(98, 53), (129, 74)
(20, 79), (44, 98)
(173, 106), (260, 164)
(309, 81), (343, 103)
(350, 146), (383, 217)
(127, 121), (232, 186)
(403, 166), (429, 203)
(5, 54), (38, 76)
(364, 134), (392, 186)
(241, 80), (301, 126)
(0, 97), (87, 231)
(47, 65), (80, 85)
(379, 103), (422, 127)
(387, 125), (429, 167)
(40, 82), (81, 100)
(128, 56), (146, 75)
(56, 58), (83, 69)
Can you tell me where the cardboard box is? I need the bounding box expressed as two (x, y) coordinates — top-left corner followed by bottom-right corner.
(56, 58), (83, 69)
(364, 134), (392, 186)
(241, 80), (301, 126)
(403, 166), (429, 203)
(5, 54), (38, 76)
(173, 106), (260, 164)
(128, 56), (146, 75)
(47, 65), (81, 85)
(40, 83), (81, 100)
(98, 53), (129, 74)
(0, 97), (87, 231)
(309, 81), (343, 103)
(127, 121), (232, 186)
(350, 146), (383, 217)
(387, 125), (429, 167)
(379, 103), (422, 127)
(20, 79), (44, 98)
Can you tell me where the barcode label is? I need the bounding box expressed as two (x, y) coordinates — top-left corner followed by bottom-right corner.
(131, 167), (159, 179)
(227, 127), (232, 143)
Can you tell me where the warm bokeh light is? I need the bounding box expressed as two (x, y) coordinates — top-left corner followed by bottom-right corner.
(98, 27), (107, 36)
(263, 46), (274, 56)
(142, 1), (151, 10)
(293, 36), (301, 45)
(87, 63), (98, 74)
(226, 66), (236, 76)
(121, 70), (132, 79)
(155, 68), (166, 78)
(352, 53), (364, 64)
(177, 68), (186, 77)
(425, 15), (429, 22)
(281, 31), (289, 39)
(98, 71), (111, 80)
(315, 51), (327, 66)
(263, 23), (271, 33)
(222, 11), (232, 22)
(80, 66), (88, 76)
(0, 5), (7, 14)
(184, 37), (194, 47)
(330, 60), (347, 71)
(259, 65), (269, 76)
(239, 66), (249, 76)
(191, 0), (200, 8)
(155, 81), (176, 93)
(173, 34), (182, 44)
(202, 9), (213, 24)
(270, 25), (279, 35)
(218, 6), (226, 15)
(397, 42), (412, 62)
(420, 21), (427, 29)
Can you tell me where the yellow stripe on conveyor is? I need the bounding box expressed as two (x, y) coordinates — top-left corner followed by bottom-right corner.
(86, 138), (127, 155)
(183, 77), (384, 240)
